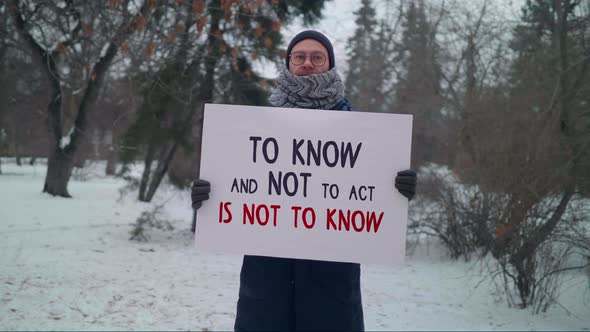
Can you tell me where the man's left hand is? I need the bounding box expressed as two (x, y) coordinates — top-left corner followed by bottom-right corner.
(395, 169), (417, 200)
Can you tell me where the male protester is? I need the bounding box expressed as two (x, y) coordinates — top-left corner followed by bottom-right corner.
(191, 30), (417, 331)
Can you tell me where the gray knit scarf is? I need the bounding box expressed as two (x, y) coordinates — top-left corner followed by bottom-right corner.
(269, 67), (344, 110)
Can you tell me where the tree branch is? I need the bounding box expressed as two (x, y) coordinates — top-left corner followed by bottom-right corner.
(9, 0), (63, 141)
(67, 0), (153, 154)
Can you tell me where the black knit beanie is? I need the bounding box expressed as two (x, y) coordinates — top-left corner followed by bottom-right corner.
(286, 30), (335, 70)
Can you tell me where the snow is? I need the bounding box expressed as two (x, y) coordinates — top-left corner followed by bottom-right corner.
(72, 87), (84, 96)
(127, 0), (145, 16)
(1, 160), (589, 330)
(59, 127), (74, 149)
(100, 43), (110, 59)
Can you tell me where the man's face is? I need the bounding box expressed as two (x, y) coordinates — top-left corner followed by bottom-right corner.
(288, 39), (330, 76)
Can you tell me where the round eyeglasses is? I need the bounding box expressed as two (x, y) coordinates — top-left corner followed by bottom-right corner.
(289, 51), (327, 67)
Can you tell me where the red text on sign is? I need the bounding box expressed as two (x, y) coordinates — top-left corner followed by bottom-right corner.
(219, 201), (232, 223)
(243, 203), (281, 227)
(326, 208), (384, 233)
(291, 206), (316, 229)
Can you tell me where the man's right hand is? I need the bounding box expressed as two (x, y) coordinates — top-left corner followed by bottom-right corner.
(191, 179), (210, 210)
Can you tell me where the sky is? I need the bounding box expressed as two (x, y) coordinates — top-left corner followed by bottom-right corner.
(283, 1), (360, 72)
(255, 0), (360, 79)
(259, 0), (527, 79)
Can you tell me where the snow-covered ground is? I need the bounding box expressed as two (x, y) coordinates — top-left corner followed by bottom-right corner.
(1, 160), (589, 330)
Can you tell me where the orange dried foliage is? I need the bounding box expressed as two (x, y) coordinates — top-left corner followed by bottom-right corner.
(176, 23), (185, 33)
(495, 223), (515, 244)
(196, 16), (208, 33)
(145, 42), (156, 60)
(260, 79), (267, 89)
(135, 16), (146, 32)
(108, 0), (120, 9)
(82, 22), (93, 36)
(255, 25), (264, 37)
(241, 1), (250, 14)
(223, 0), (232, 21)
(55, 42), (65, 53)
(271, 0), (279, 5)
(231, 47), (239, 68)
(272, 20), (281, 32)
(167, 32), (177, 43)
(148, 0), (157, 11)
(264, 36), (272, 49)
(192, 0), (204, 15)
(120, 42), (129, 56)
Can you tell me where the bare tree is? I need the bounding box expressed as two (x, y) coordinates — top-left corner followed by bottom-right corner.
(9, 0), (152, 197)
(429, 0), (588, 310)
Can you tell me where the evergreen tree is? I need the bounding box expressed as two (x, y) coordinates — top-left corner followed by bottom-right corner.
(509, 0), (590, 195)
(393, 0), (444, 168)
(345, 0), (380, 111)
(120, 0), (328, 203)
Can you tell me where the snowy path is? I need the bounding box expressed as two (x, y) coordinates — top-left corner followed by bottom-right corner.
(1, 162), (589, 330)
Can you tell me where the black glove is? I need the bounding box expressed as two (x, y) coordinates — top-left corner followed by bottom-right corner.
(395, 170), (416, 201)
(191, 179), (210, 210)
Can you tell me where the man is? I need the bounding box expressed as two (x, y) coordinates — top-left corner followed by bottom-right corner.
(191, 30), (417, 331)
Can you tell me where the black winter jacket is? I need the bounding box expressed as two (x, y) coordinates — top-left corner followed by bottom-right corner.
(234, 98), (364, 331)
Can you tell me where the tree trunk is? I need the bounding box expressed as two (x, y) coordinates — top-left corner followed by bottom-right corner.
(144, 143), (179, 202)
(138, 142), (156, 202)
(512, 254), (536, 308)
(138, 132), (183, 203)
(15, 156), (21, 166)
(42, 85), (67, 195)
(29, 157), (36, 165)
(43, 146), (74, 197)
(105, 146), (117, 175)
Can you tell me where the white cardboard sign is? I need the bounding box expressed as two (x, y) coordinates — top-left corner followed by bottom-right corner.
(196, 103), (412, 265)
